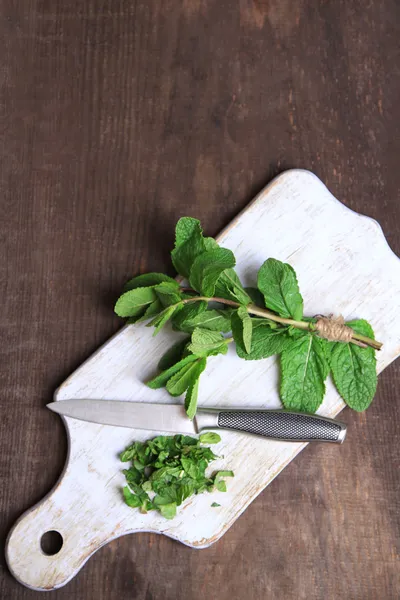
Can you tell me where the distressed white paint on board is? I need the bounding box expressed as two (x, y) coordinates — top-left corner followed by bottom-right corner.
(6, 170), (400, 591)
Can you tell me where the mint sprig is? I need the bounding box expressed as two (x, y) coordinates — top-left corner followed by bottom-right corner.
(115, 217), (382, 417)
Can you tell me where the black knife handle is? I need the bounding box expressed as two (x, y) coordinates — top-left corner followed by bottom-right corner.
(196, 409), (346, 443)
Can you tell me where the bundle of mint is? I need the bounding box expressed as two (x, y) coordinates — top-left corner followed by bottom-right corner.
(115, 217), (381, 419)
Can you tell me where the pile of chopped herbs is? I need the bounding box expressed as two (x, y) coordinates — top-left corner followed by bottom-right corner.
(115, 217), (381, 418)
(120, 432), (233, 519)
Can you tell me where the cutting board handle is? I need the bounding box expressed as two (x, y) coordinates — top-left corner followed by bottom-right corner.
(6, 467), (115, 590)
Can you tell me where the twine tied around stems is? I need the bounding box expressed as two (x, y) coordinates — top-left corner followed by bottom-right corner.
(315, 315), (366, 347)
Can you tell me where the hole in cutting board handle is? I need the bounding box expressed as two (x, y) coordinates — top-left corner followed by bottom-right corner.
(40, 530), (63, 556)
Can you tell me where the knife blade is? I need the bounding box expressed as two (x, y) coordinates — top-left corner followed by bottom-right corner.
(47, 400), (347, 443)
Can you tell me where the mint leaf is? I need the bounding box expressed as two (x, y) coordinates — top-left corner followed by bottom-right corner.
(171, 218), (206, 278)
(189, 248), (236, 296)
(176, 308), (232, 334)
(195, 234), (249, 301)
(154, 281), (182, 307)
(317, 337), (334, 363)
(199, 432), (221, 444)
(204, 237), (219, 251)
(257, 258), (303, 320)
(181, 456), (201, 479)
(330, 320), (377, 411)
(187, 328), (229, 357)
(215, 268), (251, 305)
(166, 357), (207, 396)
(123, 486), (142, 508)
(128, 299), (164, 324)
(115, 287), (157, 318)
(199, 237), (251, 304)
(185, 378), (199, 419)
(174, 217), (201, 248)
(159, 502), (177, 520)
(280, 334), (329, 413)
(171, 301), (208, 331)
(214, 470), (234, 492)
(124, 273), (176, 292)
(138, 299), (163, 320)
(158, 337), (191, 371)
(231, 306), (252, 354)
(211, 502), (221, 507)
(235, 320), (290, 360)
(147, 354), (199, 389)
(147, 304), (182, 335)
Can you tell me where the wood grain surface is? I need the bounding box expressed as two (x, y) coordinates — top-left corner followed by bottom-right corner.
(1, 1), (399, 599)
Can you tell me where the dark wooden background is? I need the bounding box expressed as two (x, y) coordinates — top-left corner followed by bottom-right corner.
(1, 1), (399, 598)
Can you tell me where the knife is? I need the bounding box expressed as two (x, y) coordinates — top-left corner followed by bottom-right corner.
(47, 400), (347, 443)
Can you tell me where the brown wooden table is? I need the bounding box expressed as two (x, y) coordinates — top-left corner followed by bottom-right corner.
(1, 1), (399, 598)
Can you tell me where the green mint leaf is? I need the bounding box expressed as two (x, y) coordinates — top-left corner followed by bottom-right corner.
(199, 432), (221, 444)
(204, 237), (219, 251)
(330, 320), (377, 411)
(120, 447), (136, 462)
(147, 354), (199, 389)
(181, 456), (200, 479)
(123, 468), (142, 486)
(280, 334), (329, 413)
(159, 502), (177, 520)
(171, 301), (208, 331)
(124, 273), (176, 292)
(185, 377), (199, 419)
(214, 470), (234, 492)
(176, 307), (232, 334)
(174, 217), (201, 248)
(215, 268), (251, 305)
(215, 469), (234, 477)
(166, 357), (207, 397)
(154, 281), (182, 307)
(235, 320), (290, 360)
(123, 486), (142, 508)
(189, 248), (236, 296)
(231, 306), (252, 354)
(187, 328), (229, 357)
(244, 287), (266, 307)
(257, 258), (303, 320)
(147, 304), (182, 335)
(200, 237), (251, 304)
(195, 309), (233, 333)
(171, 219), (206, 278)
(158, 337), (191, 371)
(211, 502), (221, 507)
(137, 299), (163, 321)
(127, 299), (164, 325)
(115, 287), (157, 318)
(316, 337), (334, 363)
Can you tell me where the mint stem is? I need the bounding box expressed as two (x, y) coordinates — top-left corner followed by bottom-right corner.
(182, 294), (382, 350)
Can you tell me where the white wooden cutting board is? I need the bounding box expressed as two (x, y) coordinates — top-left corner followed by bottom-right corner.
(6, 169), (400, 591)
